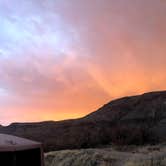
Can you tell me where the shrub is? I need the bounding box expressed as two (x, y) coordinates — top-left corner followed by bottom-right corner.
(111, 125), (156, 145)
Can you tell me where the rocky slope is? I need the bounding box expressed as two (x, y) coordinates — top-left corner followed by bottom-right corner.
(1, 91), (166, 151)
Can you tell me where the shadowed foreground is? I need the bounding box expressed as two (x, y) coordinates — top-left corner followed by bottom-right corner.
(45, 145), (166, 166)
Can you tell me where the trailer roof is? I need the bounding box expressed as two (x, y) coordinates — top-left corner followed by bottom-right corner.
(0, 134), (42, 151)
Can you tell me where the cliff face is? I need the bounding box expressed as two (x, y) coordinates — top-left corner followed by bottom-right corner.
(1, 91), (166, 151)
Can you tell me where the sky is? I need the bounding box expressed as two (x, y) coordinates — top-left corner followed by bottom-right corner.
(0, 0), (166, 125)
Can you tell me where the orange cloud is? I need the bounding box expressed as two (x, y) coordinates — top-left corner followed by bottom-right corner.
(0, 0), (166, 125)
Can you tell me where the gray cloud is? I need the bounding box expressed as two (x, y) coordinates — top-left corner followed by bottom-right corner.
(0, 0), (166, 124)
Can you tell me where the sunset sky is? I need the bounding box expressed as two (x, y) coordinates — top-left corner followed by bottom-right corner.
(0, 0), (166, 125)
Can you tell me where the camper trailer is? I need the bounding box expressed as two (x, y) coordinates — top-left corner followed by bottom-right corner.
(0, 134), (44, 166)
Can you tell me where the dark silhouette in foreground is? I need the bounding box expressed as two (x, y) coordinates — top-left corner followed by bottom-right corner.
(0, 134), (43, 166)
(1, 91), (166, 152)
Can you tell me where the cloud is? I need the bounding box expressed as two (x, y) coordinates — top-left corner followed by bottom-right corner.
(0, 0), (166, 124)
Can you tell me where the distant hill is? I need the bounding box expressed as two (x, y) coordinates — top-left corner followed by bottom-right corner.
(1, 91), (166, 152)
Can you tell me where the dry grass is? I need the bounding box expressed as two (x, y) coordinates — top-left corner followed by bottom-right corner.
(45, 145), (166, 166)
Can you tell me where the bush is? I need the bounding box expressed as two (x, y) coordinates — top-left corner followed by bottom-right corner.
(111, 125), (156, 145)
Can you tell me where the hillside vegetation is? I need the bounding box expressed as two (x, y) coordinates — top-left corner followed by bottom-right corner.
(1, 91), (166, 151)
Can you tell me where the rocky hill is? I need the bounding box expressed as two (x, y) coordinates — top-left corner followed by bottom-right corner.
(1, 91), (166, 151)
